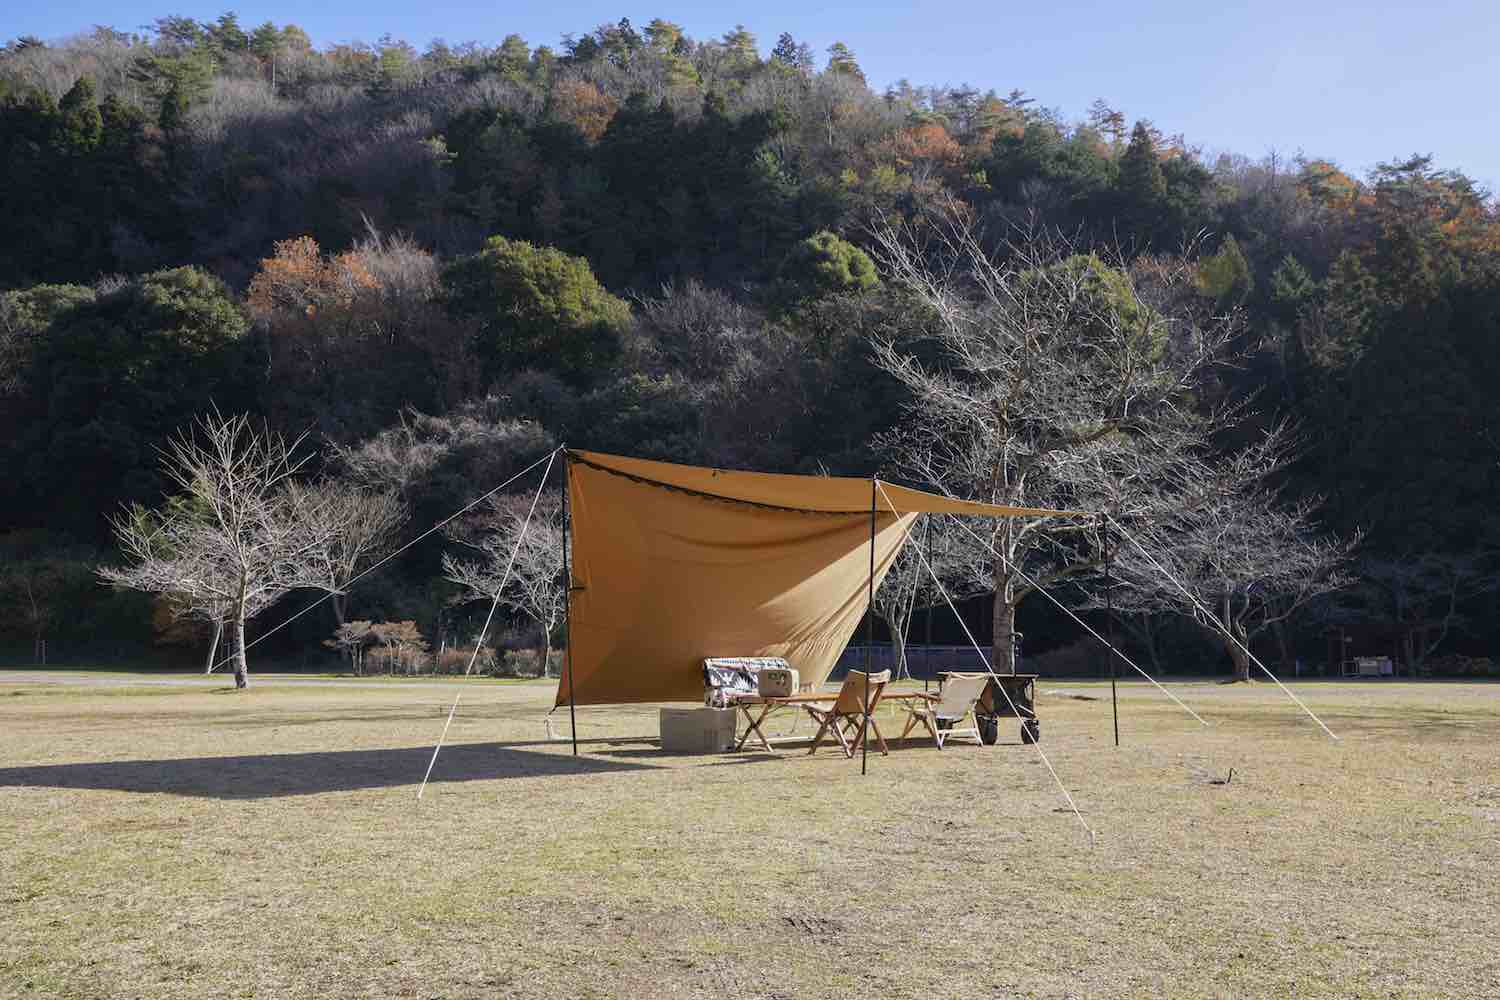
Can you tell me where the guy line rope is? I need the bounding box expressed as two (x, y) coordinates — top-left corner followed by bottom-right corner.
(418, 448), (558, 799)
(206, 446), (564, 675)
(939, 515), (1210, 728)
(1104, 514), (1339, 741)
(876, 482), (1096, 845)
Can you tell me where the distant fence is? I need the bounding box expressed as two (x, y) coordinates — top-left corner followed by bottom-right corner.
(0, 639), (335, 672)
(834, 643), (994, 679)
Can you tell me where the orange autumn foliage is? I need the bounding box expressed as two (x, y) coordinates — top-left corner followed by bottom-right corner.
(549, 79), (619, 142)
(247, 236), (380, 319)
(1300, 160), (1363, 214)
(890, 123), (963, 172)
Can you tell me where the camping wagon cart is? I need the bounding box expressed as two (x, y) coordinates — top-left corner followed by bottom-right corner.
(938, 671), (1041, 744)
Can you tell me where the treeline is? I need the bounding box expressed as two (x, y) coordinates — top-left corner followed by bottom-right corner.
(1, 15), (1498, 667)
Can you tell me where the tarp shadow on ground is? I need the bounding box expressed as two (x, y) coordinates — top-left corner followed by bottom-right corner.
(595, 736), (1022, 764)
(0, 742), (654, 800)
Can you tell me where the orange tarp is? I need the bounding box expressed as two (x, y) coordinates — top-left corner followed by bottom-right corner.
(556, 451), (1084, 706)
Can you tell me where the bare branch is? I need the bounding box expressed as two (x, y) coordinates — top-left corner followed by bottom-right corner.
(98, 411), (339, 687)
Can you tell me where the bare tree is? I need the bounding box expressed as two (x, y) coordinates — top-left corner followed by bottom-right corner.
(368, 621), (430, 675)
(290, 480), (408, 627)
(869, 204), (1242, 670)
(872, 516), (991, 677)
(100, 413), (337, 689)
(1331, 552), (1499, 671)
(164, 580), (235, 674)
(326, 619), (375, 675)
(100, 497), (242, 674)
(443, 493), (565, 674)
(1102, 438), (1358, 681)
(334, 399), (553, 497)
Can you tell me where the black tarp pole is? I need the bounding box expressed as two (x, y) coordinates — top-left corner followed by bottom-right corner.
(1105, 513), (1119, 748)
(862, 478), (877, 776)
(923, 514), (934, 693)
(563, 450), (578, 757)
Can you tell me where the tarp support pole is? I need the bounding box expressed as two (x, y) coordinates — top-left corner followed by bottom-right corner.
(861, 478), (877, 775)
(1104, 513), (1119, 747)
(563, 451), (578, 757)
(923, 515), (934, 692)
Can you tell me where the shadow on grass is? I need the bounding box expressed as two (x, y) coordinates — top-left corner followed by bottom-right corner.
(593, 735), (1027, 764)
(0, 742), (656, 799)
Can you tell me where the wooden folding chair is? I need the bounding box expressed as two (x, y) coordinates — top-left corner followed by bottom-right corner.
(900, 673), (988, 749)
(805, 670), (891, 757)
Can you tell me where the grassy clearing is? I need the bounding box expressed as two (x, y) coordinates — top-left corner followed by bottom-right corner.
(2, 673), (1498, 999)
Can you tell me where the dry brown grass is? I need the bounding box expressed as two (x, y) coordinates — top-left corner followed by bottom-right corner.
(2, 673), (1499, 999)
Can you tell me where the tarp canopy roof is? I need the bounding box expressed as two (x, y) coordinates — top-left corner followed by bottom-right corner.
(567, 450), (1081, 518)
(557, 450), (1087, 707)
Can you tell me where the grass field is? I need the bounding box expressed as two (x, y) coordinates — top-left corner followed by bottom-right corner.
(2, 672), (1498, 999)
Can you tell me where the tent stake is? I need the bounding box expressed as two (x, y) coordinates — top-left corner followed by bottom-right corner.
(862, 478), (877, 776)
(1105, 513), (1119, 748)
(563, 451), (578, 757)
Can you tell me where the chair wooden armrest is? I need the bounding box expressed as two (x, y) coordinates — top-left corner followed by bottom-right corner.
(806, 670), (891, 758)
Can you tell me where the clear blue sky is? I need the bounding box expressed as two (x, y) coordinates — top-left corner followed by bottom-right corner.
(12, 0), (1498, 192)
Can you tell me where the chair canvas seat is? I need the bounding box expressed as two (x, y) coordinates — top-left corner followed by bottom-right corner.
(901, 673), (988, 749)
(804, 669), (891, 758)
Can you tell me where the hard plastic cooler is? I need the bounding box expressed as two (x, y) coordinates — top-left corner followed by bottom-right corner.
(659, 707), (737, 753)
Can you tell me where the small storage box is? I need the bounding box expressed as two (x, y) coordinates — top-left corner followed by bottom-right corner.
(659, 707), (737, 753)
(757, 666), (800, 697)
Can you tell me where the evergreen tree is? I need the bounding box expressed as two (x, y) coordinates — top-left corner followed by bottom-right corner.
(207, 12), (249, 53)
(493, 34), (530, 81)
(442, 236), (631, 385)
(1269, 254), (1317, 326)
(1116, 120), (1166, 243)
(781, 231), (880, 300)
(55, 78), (102, 156)
(1198, 234), (1254, 308)
(17, 268), (254, 534)
(721, 25), (759, 67)
(825, 42), (865, 83)
(770, 32), (813, 75)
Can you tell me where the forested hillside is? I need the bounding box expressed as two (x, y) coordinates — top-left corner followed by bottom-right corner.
(2, 15), (1498, 671)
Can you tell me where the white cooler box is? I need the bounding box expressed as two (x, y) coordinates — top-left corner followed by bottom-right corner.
(659, 707), (737, 753)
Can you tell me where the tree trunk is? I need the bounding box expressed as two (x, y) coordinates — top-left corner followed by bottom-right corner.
(232, 611), (249, 689)
(1224, 618), (1252, 682)
(541, 632), (552, 679)
(1227, 640), (1251, 682)
(203, 619), (223, 674)
(877, 608), (906, 679)
(992, 579), (1017, 674)
(329, 598), (358, 670)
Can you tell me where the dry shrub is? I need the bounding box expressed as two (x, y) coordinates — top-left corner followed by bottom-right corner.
(433, 646), (497, 675)
(1425, 654), (1498, 677)
(495, 649), (561, 678)
(364, 645), (432, 675)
